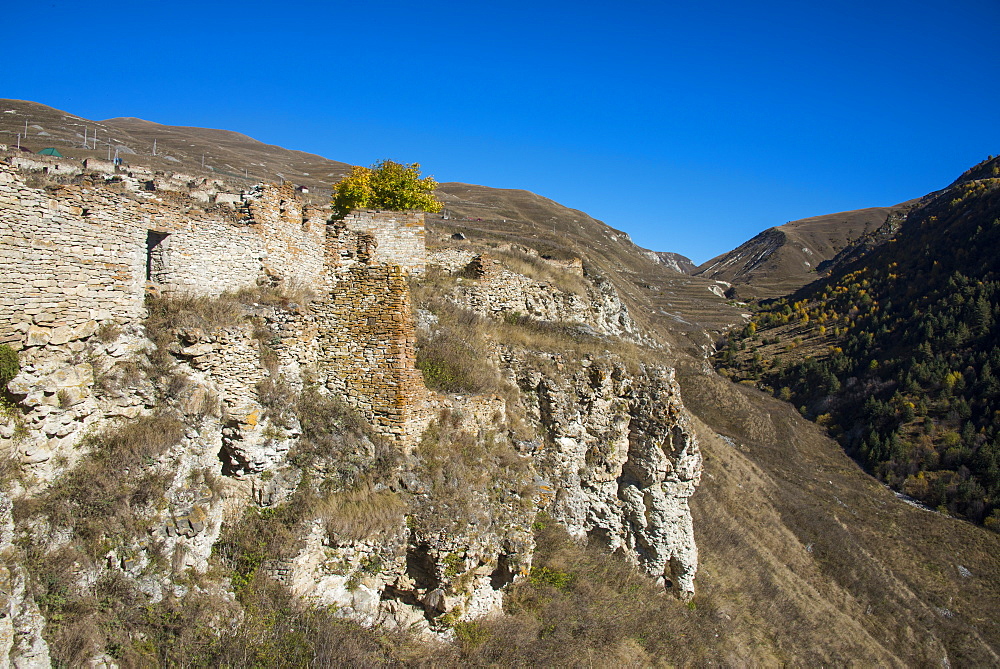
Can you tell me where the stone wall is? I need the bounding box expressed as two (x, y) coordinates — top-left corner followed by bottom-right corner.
(10, 155), (81, 176)
(0, 163), (327, 348)
(427, 248), (650, 344)
(341, 210), (426, 274)
(0, 157), (432, 445)
(0, 167), (147, 347)
(315, 222), (429, 443)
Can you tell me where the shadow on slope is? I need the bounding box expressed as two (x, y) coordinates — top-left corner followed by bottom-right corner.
(678, 361), (1000, 666)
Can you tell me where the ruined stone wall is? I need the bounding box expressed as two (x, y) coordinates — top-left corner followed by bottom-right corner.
(0, 163), (327, 348)
(0, 167), (147, 347)
(10, 155), (81, 176)
(427, 248), (648, 343)
(342, 210), (425, 274)
(315, 223), (429, 442)
(239, 183), (327, 288)
(1, 157), (432, 445)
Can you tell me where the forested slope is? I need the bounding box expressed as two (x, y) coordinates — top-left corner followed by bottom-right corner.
(718, 156), (1000, 526)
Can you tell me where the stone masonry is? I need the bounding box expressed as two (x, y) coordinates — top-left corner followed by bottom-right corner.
(340, 210), (426, 274)
(0, 158), (429, 444)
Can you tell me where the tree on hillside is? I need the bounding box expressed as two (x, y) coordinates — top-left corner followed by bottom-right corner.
(331, 160), (443, 217)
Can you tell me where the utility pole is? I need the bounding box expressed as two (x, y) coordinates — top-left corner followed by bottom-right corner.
(83, 127), (87, 149)
(107, 140), (111, 161)
(152, 138), (156, 156)
(202, 154), (205, 168)
(24, 120), (27, 137)
(16, 133), (20, 150)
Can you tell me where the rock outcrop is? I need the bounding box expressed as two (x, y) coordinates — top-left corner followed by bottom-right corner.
(0, 154), (703, 662)
(503, 353), (701, 598)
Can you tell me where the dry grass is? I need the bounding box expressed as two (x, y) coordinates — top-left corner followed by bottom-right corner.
(411, 408), (532, 535)
(409, 278), (504, 395)
(15, 413), (188, 664)
(314, 486), (406, 542)
(416, 329), (500, 395)
(144, 284), (312, 353)
(489, 247), (589, 296)
(233, 280), (316, 309)
(436, 517), (725, 666)
(17, 413), (183, 555)
(290, 387), (398, 487)
(256, 375), (297, 424)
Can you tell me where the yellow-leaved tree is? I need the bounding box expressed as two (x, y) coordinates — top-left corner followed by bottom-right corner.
(331, 160), (442, 217)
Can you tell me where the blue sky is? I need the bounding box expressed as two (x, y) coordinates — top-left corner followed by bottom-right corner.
(4, 0), (999, 264)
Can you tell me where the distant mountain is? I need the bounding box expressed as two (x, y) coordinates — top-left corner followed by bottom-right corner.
(696, 205), (909, 299)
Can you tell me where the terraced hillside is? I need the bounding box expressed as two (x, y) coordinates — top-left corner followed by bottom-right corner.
(696, 205), (909, 299)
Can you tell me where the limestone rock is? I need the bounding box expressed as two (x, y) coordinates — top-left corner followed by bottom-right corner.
(0, 493), (51, 667)
(506, 352), (702, 599)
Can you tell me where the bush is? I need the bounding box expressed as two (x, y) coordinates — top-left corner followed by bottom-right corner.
(0, 344), (19, 386)
(416, 332), (498, 395)
(331, 160), (442, 217)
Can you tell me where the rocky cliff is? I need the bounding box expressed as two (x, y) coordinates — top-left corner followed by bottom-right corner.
(0, 154), (703, 663)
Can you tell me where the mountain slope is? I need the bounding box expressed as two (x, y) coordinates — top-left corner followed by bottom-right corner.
(679, 361), (1000, 666)
(2, 100), (999, 665)
(432, 182), (744, 355)
(717, 156), (1000, 525)
(0, 99), (351, 198)
(696, 205), (907, 299)
(423, 174), (1000, 664)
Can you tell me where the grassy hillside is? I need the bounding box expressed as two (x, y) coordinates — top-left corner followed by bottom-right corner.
(697, 205), (907, 299)
(0, 99), (351, 200)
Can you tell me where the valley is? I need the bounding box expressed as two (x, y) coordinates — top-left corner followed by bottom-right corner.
(0, 99), (997, 666)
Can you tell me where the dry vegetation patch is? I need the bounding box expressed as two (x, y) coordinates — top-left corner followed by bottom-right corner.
(441, 517), (724, 666)
(489, 247), (589, 296)
(412, 408), (532, 535)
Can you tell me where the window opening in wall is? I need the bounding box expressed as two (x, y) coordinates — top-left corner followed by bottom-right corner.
(146, 230), (170, 282)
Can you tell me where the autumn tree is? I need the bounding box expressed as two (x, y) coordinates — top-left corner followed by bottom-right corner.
(331, 160), (443, 217)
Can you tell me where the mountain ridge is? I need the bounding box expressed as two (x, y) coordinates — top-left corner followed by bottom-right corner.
(0, 99), (997, 665)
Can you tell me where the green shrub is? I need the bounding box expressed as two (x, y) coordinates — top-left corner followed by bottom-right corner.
(331, 160), (442, 217)
(0, 344), (19, 386)
(529, 565), (574, 591)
